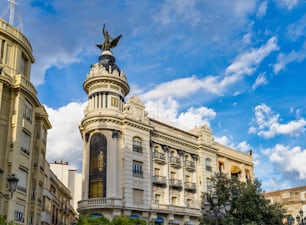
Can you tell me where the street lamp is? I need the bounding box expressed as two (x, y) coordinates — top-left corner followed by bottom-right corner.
(0, 170), (19, 199)
(296, 209), (306, 225)
(202, 194), (231, 225)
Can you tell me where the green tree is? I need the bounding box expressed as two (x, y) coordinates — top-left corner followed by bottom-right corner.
(112, 216), (146, 225)
(201, 173), (285, 225)
(76, 215), (111, 225)
(0, 215), (15, 225)
(76, 215), (146, 225)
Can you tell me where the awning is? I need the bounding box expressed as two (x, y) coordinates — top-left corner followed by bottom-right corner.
(185, 221), (194, 225)
(155, 216), (164, 223)
(130, 214), (140, 219)
(89, 213), (103, 218)
(169, 219), (180, 224)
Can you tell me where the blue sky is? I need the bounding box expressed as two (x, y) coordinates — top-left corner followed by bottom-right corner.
(2, 0), (306, 192)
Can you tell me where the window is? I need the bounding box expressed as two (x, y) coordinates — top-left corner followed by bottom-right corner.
(19, 53), (28, 75)
(207, 179), (212, 192)
(155, 194), (161, 204)
(185, 175), (191, 182)
(5, 44), (11, 64)
(21, 130), (31, 155)
(170, 172), (176, 179)
(41, 126), (46, 143)
(133, 189), (143, 204)
(89, 180), (103, 198)
(171, 196), (178, 205)
(18, 168), (28, 192)
(206, 158), (212, 171)
(186, 199), (192, 207)
(133, 161), (143, 178)
(0, 40), (5, 63)
(111, 97), (118, 107)
(154, 168), (160, 176)
(23, 101), (33, 123)
(133, 137), (143, 153)
(14, 203), (25, 223)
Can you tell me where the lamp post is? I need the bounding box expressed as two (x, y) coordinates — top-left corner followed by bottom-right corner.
(0, 171), (19, 199)
(296, 209), (306, 225)
(202, 194), (231, 225)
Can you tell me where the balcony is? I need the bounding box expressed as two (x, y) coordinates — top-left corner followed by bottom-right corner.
(184, 182), (196, 192)
(169, 156), (181, 168)
(184, 160), (196, 172)
(78, 197), (123, 212)
(152, 175), (167, 187)
(152, 151), (166, 165)
(169, 179), (182, 190)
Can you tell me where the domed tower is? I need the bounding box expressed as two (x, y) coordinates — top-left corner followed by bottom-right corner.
(78, 26), (130, 216)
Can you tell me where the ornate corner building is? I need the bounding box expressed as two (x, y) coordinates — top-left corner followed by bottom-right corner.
(77, 41), (254, 224)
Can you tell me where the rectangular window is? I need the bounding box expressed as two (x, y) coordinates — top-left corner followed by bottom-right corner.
(185, 175), (191, 182)
(23, 100), (33, 123)
(154, 168), (160, 176)
(5, 44), (11, 64)
(21, 130), (31, 155)
(133, 138), (143, 153)
(133, 189), (143, 204)
(19, 53), (28, 75)
(187, 199), (192, 207)
(171, 196), (178, 205)
(0, 40), (4, 63)
(14, 203), (25, 223)
(41, 126), (46, 143)
(155, 194), (161, 204)
(18, 168), (28, 192)
(170, 172), (176, 179)
(132, 161), (143, 178)
(111, 97), (118, 107)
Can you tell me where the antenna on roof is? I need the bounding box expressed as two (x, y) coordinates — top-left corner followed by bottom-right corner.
(1, 0), (23, 30)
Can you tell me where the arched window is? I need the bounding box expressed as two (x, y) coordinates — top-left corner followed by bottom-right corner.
(89, 133), (107, 198)
(230, 166), (241, 180)
(205, 158), (212, 172)
(133, 137), (143, 153)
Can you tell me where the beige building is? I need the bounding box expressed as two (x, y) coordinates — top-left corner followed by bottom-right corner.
(77, 40), (254, 224)
(0, 18), (51, 224)
(42, 161), (77, 225)
(264, 186), (306, 224)
(50, 161), (82, 213)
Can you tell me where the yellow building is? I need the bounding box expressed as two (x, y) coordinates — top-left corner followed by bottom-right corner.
(77, 34), (254, 225)
(264, 186), (306, 224)
(0, 18), (52, 224)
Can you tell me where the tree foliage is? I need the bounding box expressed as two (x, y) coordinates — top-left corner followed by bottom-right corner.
(0, 215), (15, 225)
(76, 215), (146, 225)
(201, 173), (285, 225)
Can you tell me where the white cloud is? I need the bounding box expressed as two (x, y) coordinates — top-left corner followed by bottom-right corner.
(144, 96), (216, 130)
(268, 144), (306, 179)
(249, 103), (306, 138)
(286, 14), (306, 41)
(225, 36), (278, 77)
(274, 44), (306, 74)
(141, 37), (278, 101)
(274, 0), (300, 10)
(45, 102), (86, 170)
(256, 1), (268, 18)
(252, 73), (268, 90)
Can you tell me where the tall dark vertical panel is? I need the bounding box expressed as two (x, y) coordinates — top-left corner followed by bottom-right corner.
(89, 133), (107, 198)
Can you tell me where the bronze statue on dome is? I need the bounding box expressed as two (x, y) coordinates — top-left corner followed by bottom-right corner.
(96, 24), (122, 51)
